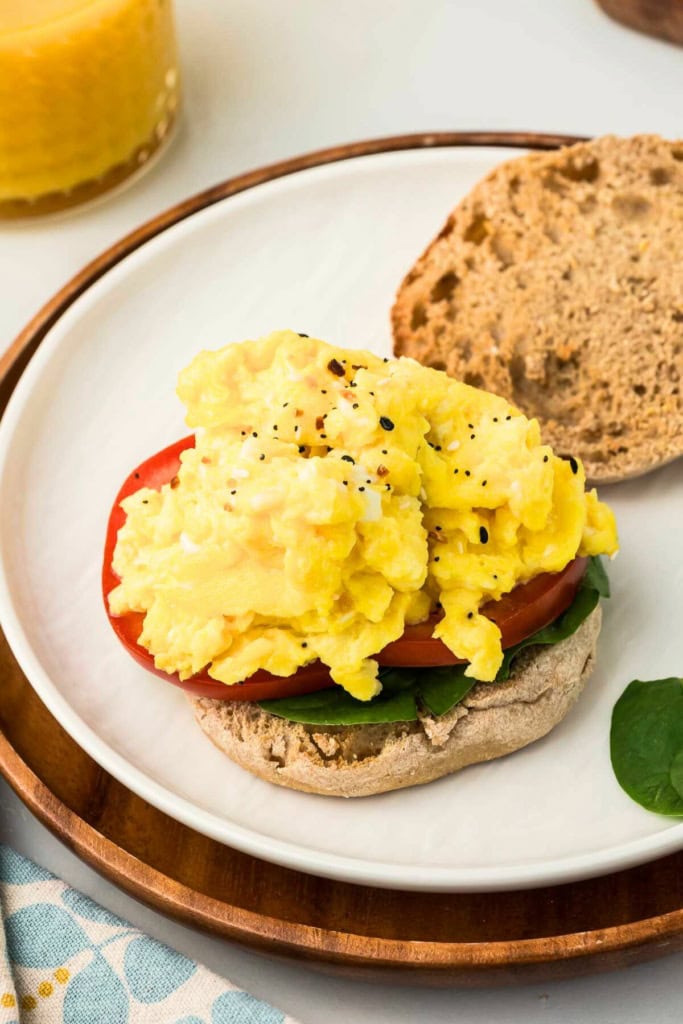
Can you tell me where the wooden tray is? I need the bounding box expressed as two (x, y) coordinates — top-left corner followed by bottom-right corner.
(2, 131), (683, 987)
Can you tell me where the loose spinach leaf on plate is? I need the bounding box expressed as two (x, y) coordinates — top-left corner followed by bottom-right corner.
(260, 556), (608, 726)
(610, 678), (683, 817)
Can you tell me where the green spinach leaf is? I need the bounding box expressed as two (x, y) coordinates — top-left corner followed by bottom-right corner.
(258, 683), (419, 725)
(610, 678), (683, 816)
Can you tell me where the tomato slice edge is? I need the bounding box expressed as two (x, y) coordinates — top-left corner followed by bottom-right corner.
(102, 436), (588, 700)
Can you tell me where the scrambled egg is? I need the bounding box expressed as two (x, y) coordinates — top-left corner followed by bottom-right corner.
(109, 330), (618, 700)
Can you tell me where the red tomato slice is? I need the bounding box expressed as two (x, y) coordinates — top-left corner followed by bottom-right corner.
(103, 437), (588, 701)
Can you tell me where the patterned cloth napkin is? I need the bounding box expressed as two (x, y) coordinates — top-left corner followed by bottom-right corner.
(0, 846), (299, 1024)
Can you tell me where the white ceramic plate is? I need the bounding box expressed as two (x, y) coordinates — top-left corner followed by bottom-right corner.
(1, 146), (682, 892)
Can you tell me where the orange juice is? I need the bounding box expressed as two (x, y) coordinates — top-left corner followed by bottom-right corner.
(0, 0), (180, 216)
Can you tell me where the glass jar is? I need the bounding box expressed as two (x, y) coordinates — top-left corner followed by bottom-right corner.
(0, 0), (180, 217)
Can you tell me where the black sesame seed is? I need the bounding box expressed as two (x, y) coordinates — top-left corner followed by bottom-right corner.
(353, 403), (359, 409)
(273, 425), (278, 431)
(467, 611), (474, 619)
(301, 641), (308, 647)
(493, 574), (498, 579)
(297, 332), (309, 338)
(434, 556), (440, 562)
(252, 431), (258, 438)
(493, 417), (498, 422)
(453, 468), (459, 474)
(327, 358), (345, 376)
(465, 470), (471, 477)
(506, 415), (512, 421)
(482, 479), (487, 487)
(379, 416), (395, 431)
(341, 454), (355, 464)
(383, 357), (389, 362)
(381, 449), (388, 455)
(468, 423), (474, 429)
(359, 486), (365, 492)
(320, 434), (327, 439)
(259, 454), (265, 461)
(435, 445), (442, 451)
(349, 381), (357, 388)
(385, 484), (391, 490)
(230, 489), (237, 495)
(240, 431), (247, 437)
(435, 525), (442, 531)
(298, 445), (306, 453)
(479, 526), (489, 544)
(470, 433), (476, 440)
(134, 472), (140, 479)
(283, 402), (289, 408)
(343, 480), (349, 486)
(320, 389), (327, 395)
(569, 456), (579, 474)
(142, 499), (148, 504)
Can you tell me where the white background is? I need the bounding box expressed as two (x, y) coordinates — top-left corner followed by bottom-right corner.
(1, 1), (682, 1021)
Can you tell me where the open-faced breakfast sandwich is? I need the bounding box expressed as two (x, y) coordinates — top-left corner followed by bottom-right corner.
(103, 330), (618, 797)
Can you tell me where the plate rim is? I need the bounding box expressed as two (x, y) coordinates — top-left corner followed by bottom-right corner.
(3, 128), (683, 974)
(5, 128), (677, 896)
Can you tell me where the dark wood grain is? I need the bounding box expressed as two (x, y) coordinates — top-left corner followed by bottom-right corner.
(2, 131), (682, 986)
(596, 0), (683, 44)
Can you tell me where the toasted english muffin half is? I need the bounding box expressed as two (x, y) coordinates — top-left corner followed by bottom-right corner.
(189, 605), (601, 798)
(391, 134), (683, 483)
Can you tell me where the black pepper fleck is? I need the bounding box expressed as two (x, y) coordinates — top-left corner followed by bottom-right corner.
(134, 472), (140, 479)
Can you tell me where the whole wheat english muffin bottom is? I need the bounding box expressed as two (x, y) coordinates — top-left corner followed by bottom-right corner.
(190, 606), (601, 798)
(392, 134), (683, 483)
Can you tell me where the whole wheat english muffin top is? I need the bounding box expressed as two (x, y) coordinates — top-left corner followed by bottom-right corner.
(392, 134), (683, 483)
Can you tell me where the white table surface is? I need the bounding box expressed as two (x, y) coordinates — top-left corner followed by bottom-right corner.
(1, 1), (682, 1021)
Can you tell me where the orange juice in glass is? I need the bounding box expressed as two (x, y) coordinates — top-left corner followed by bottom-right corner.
(0, 0), (180, 216)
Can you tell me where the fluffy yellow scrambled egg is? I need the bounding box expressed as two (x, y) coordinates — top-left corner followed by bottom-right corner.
(109, 330), (618, 699)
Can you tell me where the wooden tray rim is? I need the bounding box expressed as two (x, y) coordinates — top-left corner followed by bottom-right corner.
(3, 129), (683, 976)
